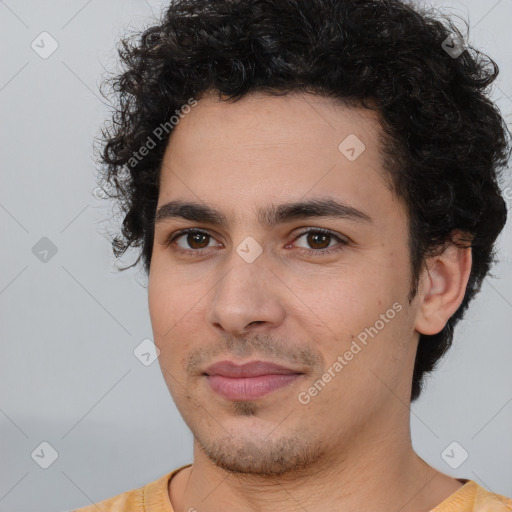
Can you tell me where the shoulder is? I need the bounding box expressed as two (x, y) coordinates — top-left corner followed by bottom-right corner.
(71, 483), (146, 512)
(70, 468), (182, 512)
(434, 480), (512, 512)
(472, 482), (512, 511)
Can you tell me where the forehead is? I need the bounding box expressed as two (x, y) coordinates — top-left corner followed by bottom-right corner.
(164, 90), (383, 156)
(157, 91), (401, 228)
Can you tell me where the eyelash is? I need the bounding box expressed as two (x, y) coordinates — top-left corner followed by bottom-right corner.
(164, 227), (348, 257)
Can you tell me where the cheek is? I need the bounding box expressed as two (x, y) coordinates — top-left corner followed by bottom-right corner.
(148, 276), (170, 336)
(148, 264), (186, 343)
(311, 265), (398, 319)
(148, 266), (206, 362)
(303, 265), (409, 364)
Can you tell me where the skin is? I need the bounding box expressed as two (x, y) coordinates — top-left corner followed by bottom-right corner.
(148, 90), (472, 512)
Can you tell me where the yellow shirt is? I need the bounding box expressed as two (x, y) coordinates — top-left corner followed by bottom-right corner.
(72, 464), (512, 512)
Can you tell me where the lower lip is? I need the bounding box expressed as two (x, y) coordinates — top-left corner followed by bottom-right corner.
(206, 374), (302, 400)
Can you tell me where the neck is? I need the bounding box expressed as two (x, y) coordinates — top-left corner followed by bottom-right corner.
(170, 413), (462, 512)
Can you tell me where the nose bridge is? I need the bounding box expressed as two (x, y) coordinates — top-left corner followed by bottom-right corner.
(207, 243), (285, 334)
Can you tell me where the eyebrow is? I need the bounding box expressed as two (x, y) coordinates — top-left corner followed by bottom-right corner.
(154, 198), (372, 228)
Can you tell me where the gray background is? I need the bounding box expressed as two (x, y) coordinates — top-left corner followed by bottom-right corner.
(0, 1), (511, 511)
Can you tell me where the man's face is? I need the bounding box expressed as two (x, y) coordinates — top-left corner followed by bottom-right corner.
(148, 91), (423, 475)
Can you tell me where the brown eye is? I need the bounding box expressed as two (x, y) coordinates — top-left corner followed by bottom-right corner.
(305, 232), (331, 249)
(294, 230), (339, 251)
(186, 231), (210, 249)
(172, 230), (217, 251)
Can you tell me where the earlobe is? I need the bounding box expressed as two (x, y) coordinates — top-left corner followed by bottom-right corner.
(414, 236), (473, 336)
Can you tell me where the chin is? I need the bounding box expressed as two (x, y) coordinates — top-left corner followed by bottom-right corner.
(195, 426), (326, 477)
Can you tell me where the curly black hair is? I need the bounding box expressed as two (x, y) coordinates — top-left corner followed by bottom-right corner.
(97, 0), (511, 402)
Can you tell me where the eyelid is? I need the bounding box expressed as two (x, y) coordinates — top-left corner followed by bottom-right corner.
(165, 226), (349, 256)
(292, 226), (350, 244)
(165, 228), (222, 249)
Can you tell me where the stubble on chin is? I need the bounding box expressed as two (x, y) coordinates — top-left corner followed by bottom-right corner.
(232, 401), (258, 416)
(195, 423), (326, 477)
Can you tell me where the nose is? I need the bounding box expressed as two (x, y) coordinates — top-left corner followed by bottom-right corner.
(206, 250), (286, 337)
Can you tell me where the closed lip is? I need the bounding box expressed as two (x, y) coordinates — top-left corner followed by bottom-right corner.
(204, 360), (303, 378)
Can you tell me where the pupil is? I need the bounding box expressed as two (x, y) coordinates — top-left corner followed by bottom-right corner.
(189, 232), (208, 248)
(309, 233), (329, 249)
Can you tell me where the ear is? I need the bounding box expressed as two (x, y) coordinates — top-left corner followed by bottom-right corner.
(414, 232), (473, 336)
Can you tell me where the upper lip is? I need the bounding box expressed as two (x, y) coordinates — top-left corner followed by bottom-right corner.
(204, 360), (303, 377)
